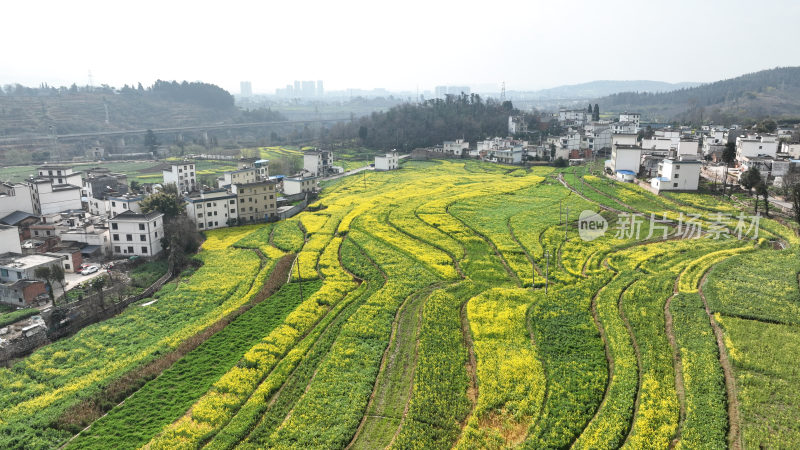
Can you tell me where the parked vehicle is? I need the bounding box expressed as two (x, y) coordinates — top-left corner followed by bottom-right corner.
(81, 265), (99, 275)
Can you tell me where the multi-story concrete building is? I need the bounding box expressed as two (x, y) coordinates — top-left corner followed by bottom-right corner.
(28, 178), (82, 215)
(232, 181), (277, 223)
(162, 162), (197, 192)
(185, 190), (238, 230)
(618, 112), (641, 129)
(108, 194), (143, 218)
(375, 151), (399, 171)
(283, 176), (317, 196)
(736, 134), (778, 161)
(650, 158), (702, 192)
(35, 165), (82, 187)
(303, 150), (334, 177)
(0, 225), (22, 254)
(0, 182), (37, 218)
(109, 211), (164, 258)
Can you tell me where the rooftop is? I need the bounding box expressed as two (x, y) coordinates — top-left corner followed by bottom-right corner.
(110, 210), (164, 222)
(0, 252), (61, 270)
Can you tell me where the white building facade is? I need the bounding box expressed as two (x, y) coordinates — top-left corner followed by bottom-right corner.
(185, 190), (238, 230)
(375, 151), (399, 171)
(109, 211), (164, 257)
(163, 163), (197, 192)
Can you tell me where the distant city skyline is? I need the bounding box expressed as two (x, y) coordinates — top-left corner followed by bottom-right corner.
(3, 0), (799, 95)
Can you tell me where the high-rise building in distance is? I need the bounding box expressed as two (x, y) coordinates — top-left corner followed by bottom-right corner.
(240, 81), (252, 98)
(317, 80), (324, 97)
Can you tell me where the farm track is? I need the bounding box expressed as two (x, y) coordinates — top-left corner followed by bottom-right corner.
(618, 280), (644, 447)
(348, 282), (444, 449)
(583, 278), (615, 437)
(699, 270), (743, 450)
(665, 275), (687, 448)
(57, 251), (295, 443)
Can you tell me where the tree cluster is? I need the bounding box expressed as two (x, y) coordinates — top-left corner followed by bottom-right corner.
(329, 94), (533, 151)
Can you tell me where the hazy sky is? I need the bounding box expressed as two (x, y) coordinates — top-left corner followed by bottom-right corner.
(3, 0), (799, 95)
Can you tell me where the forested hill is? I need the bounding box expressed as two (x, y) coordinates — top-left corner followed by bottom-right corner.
(0, 81), (284, 136)
(596, 66), (800, 124)
(329, 94), (530, 151)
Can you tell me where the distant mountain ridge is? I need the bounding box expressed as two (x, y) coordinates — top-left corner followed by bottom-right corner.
(595, 66), (800, 124)
(0, 81), (284, 137)
(517, 80), (700, 100)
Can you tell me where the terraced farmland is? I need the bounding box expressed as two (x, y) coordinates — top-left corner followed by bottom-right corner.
(1, 159), (797, 449)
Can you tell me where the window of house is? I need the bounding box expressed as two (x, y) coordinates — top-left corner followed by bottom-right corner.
(127, 246), (134, 254)
(231, 209), (235, 214)
(674, 173), (679, 179)
(1, 269), (7, 277)
(16, 271), (22, 279)
(140, 235), (146, 241)
(198, 213), (203, 218)
(34, 230), (39, 236)
(139, 223), (145, 230)
(126, 234), (133, 241)
(240, 207), (245, 212)
(229, 199), (235, 204)
(155, 231), (158, 238)
(141, 247), (148, 253)
(206, 202), (211, 207)
(673, 183), (678, 188)
(213, 211), (217, 216)
(111, 201), (116, 207)
(113, 234), (119, 241)
(112, 223), (118, 230)
(65, 263), (70, 270)
(207, 222), (213, 227)
(198, 223), (204, 228)
(114, 246), (120, 253)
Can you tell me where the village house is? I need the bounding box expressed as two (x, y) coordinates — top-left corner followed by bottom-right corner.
(162, 162), (197, 193)
(375, 151), (399, 171)
(650, 157), (702, 192)
(232, 181), (278, 223)
(109, 211), (164, 258)
(303, 150), (334, 177)
(184, 189), (238, 230)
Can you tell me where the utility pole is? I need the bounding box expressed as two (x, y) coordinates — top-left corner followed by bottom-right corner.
(565, 207), (569, 240)
(545, 251), (550, 294)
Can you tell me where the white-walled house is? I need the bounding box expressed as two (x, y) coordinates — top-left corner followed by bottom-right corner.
(35, 165), (82, 187)
(303, 150), (333, 177)
(618, 112), (641, 129)
(608, 143), (642, 180)
(782, 142), (800, 159)
(736, 134), (778, 161)
(185, 190), (238, 230)
(650, 158), (702, 192)
(612, 133), (638, 147)
(375, 151), (399, 171)
(283, 176), (317, 196)
(0, 182), (37, 218)
(29, 178), (82, 215)
(109, 211), (164, 258)
(443, 139), (469, 156)
(163, 162), (197, 192)
(677, 139), (700, 160)
(0, 225), (22, 254)
(108, 194), (143, 218)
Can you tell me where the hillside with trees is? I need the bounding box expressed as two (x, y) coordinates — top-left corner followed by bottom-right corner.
(0, 81), (284, 136)
(326, 94), (537, 151)
(596, 66), (800, 124)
